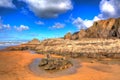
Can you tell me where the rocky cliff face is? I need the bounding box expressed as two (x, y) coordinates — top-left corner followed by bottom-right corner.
(71, 29), (86, 40)
(64, 18), (120, 39)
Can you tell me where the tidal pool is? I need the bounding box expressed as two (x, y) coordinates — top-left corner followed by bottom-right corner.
(29, 58), (81, 78)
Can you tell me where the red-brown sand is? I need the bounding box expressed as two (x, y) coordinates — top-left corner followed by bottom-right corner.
(0, 51), (119, 80)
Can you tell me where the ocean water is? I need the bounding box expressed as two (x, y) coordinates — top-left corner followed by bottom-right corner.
(0, 40), (28, 50)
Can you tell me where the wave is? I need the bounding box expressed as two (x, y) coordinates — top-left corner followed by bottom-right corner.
(0, 40), (28, 50)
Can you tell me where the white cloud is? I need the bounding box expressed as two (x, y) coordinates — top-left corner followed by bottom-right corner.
(23, 0), (73, 18)
(14, 25), (29, 31)
(100, 0), (115, 14)
(3, 24), (11, 29)
(72, 0), (120, 29)
(0, 17), (29, 32)
(0, 0), (15, 8)
(50, 23), (65, 29)
(93, 16), (101, 21)
(99, 0), (120, 19)
(35, 21), (44, 25)
(72, 16), (100, 29)
(0, 17), (11, 31)
(0, 24), (11, 30)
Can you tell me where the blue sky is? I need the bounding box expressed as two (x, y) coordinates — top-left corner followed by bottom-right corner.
(0, 0), (120, 41)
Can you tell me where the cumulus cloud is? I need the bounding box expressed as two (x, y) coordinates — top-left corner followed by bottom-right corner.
(2, 24), (11, 29)
(23, 0), (73, 18)
(0, 0), (15, 8)
(14, 25), (29, 31)
(0, 24), (11, 30)
(72, 0), (120, 29)
(35, 21), (44, 25)
(99, 0), (120, 19)
(0, 17), (11, 31)
(72, 16), (100, 29)
(49, 23), (65, 29)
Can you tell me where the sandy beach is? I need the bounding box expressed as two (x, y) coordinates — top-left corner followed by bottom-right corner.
(0, 50), (120, 80)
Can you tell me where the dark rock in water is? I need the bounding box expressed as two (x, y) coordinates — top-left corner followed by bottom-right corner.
(39, 58), (73, 71)
(39, 59), (48, 66)
(44, 64), (56, 70)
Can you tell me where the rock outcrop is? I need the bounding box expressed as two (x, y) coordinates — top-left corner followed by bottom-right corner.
(64, 18), (120, 39)
(71, 29), (86, 40)
(64, 32), (72, 40)
(27, 38), (41, 45)
(39, 57), (72, 71)
(35, 38), (120, 59)
(6, 38), (120, 59)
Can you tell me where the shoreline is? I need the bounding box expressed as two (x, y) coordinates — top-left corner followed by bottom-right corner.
(0, 50), (120, 80)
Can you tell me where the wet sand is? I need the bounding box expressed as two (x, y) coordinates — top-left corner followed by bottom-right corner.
(0, 50), (120, 80)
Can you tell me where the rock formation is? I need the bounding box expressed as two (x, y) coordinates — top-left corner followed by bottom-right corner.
(71, 29), (86, 40)
(27, 38), (41, 45)
(39, 57), (72, 71)
(6, 18), (120, 59)
(35, 38), (120, 59)
(64, 32), (72, 40)
(7, 38), (120, 59)
(64, 18), (120, 39)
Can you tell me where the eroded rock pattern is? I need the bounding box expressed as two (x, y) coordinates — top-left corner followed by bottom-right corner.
(6, 38), (120, 59)
(64, 18), (120, 39)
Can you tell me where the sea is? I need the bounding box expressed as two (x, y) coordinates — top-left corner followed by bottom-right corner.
(0, 40), (28, 50)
